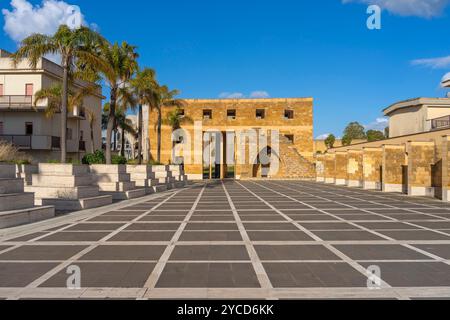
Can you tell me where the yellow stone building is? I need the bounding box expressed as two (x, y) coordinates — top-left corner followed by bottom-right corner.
(148, 98), (315, 180)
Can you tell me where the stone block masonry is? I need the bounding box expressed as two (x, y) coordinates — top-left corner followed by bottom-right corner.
(315, 154), (325, 182)
(363, 147), (383, 190)
(407, 141), (435, 197)
(347, 150), (363, 188)
(382, 145), (407, 193)
(324, 154), (336, 184)
(335, 152), (348, 185)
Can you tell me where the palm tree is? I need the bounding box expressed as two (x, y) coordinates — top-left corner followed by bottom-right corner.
(85, 109), (96, 153)
(151, 85), (185, 163)
(130, 68), (156, 164)
(116, 110), (137, 159)
(12, 25), (105, 163)
(163, 106), (192, 131)
(94, 42), (139, 164)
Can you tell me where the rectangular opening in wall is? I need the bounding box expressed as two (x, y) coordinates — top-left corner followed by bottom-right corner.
(0, 122), (3, 135)
(227, 109), (236, 120)
(0, 84), (3, 96)
(25, 122), (33, 135)
(178, 109), (185, 118)
(285, 134), (294, 144)
(25, 84), (33, 96)
(203, 109), (212, 120)
(284, 110), (294, 120)
(256, 109), (265, 119)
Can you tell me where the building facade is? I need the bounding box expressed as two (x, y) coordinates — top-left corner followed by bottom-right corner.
(147, 98), (315, 180)
(384, 98), (450, 138)
(0, 49), (103, 162)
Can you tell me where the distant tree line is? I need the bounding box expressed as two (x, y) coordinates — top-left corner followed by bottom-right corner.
(323, 121), (389, 150)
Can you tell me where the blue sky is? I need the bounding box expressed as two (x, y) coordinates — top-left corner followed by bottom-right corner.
(1, 0), (450, 138)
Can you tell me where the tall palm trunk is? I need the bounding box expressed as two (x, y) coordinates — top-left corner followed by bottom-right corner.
(106, 88), (117, 164)
(121, 127), (126, 157)
(157, 107), (162, 163)
(90, 122), (95, 154)
(60, 57), (69, 163)
(138, 104), (143, 164)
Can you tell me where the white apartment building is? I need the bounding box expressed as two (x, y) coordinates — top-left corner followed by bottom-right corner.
(0, 49), (103, 162)
(384, 97), (450, 138)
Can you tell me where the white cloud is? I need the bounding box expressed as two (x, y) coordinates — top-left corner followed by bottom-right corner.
(442, 72), (450, 82)
(364, 117), (389, 131)
(316, 134), (332, 140)
(250, 91), (270, 98)
(2, 0), (89, 43)
(411, 55), (450, 69)
(219, 91), (270, 99)
(219, 92), (245, 99)
(343, 0), (449, 18)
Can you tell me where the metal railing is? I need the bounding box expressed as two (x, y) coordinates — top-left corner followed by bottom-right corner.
(0, 135), (61, 150)
(0, 95), (33, 108)
(431, 115), (450, 130)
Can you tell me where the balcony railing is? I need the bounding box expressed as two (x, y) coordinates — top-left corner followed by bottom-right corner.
(0, 95), (33, 108)
(431, 116), (450, 130)
(0, 135), (61, 150)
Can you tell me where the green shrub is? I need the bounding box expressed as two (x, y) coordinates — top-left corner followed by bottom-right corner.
(82, 150), (106, 165)
(47, 159), (61, 164)
(148, 160), (163, 166)
(112, 155), (127, 165)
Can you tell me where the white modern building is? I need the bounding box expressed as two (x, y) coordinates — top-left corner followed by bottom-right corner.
(384, 97), (450, 138)
(0, 49), (103, 162)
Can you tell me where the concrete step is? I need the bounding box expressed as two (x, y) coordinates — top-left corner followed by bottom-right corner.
(0, 206), (55, 229)
(25, 186), (100, 200)
(0, 193), (35, 211)
(132, 179), (160, 188)
(0, 164), (17, 178)
(0, 178), (24, 194)
(38, 164), (89, 176)
(100, 188), (146, 200)
(38, 195), (113, 211)
(154, 171), (173, 179)
(91, 173), (131, 183)
(150, 185), (168, 193)
(97, 182), (136, 192)
(150, 165), (170, 172)
(90, 164), (127, 174)
(32, 174), (92, 188)
(129, 172), (156, 180)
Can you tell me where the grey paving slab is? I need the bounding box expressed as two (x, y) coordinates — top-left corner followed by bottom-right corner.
(412, 245), (450, 259)
(360, 262), (450, 287)
(377, 230), (450, 241)
(333, 245), (430, 261)
(247, 231), (314, 241)
(263, 263), (367, 288)
(255, 245), (341, 261)
(65, 223), (125, 231)
(156, 263), (260, 288)
(190, 216), (236, 222)
(124, 223), (182, 231)
(312, 231), (386, 241)
(185, 223), (239, 231)
(5, 232), (49, 242)
(139, 216), (186, 222)
(108, 232), (176, 242)
(169, 245), (250, 261)
(0, 246), (87, 261)
(80, 245), (166, 261)
(299, 222), (362, 231)
(243, 223), (299, 231)
(36, 232), (110, 242)
(40, 262), (156, 288)
(178, 231), (243, 242)
(0, 263), (59, 287)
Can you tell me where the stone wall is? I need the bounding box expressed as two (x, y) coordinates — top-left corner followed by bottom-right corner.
(148, 98), (314, 180)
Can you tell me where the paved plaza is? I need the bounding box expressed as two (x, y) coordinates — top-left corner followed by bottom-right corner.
(1, 180), (450, 300)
